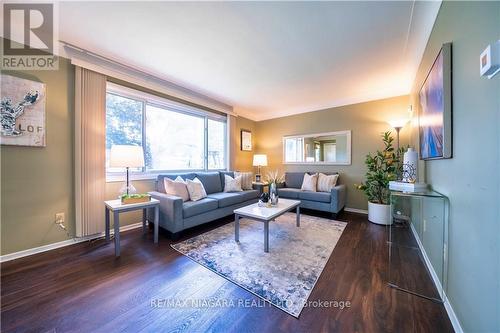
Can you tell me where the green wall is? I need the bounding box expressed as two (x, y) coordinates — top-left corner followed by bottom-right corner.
(255, 95), (410, 210)
(409, 1), (499, 331)
(1, 57), (76, 255)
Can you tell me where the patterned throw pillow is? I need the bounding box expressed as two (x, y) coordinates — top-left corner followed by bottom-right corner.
(317, 173), (339, 192)
(186, 177), (207, 201)
(234, 171), (253, 190)
(301, 173), (318, 192)
(163, 176), (190, 202)
(224, 174), (243, 192)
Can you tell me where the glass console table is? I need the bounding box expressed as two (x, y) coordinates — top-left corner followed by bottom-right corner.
(388, 190), (449, 302)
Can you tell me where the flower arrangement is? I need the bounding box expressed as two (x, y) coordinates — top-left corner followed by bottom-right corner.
(266, 170), (285, 184)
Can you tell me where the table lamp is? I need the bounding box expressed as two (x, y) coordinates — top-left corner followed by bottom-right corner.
(252, 154), (268, 182)
(109, 145), (145, 195)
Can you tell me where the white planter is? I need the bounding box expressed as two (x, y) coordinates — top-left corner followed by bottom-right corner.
(368, 202), (392, 225)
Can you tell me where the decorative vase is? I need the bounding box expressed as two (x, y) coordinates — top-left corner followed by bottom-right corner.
(368, 202), (392, 225)
(269, 182), (279, 205)
(403, 148), (418, 183)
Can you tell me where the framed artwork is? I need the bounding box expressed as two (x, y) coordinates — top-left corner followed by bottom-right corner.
(241, 129), (252, 151)
(418, 43), (452, 160)
(1, 74), (46, 147)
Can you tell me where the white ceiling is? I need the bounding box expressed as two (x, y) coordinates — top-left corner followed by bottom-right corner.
(58, 1), (441, 121)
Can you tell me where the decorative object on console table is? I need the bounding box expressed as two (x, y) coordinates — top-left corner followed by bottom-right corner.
(252, 154), (267, 182)
(419, 42), (452, 160)
(1, 74), (46, 147)
(388, 147), (428, 192)
(355, 131), (404, 225)
(109, 145), (145, 196)
(241, 129), (252, 151)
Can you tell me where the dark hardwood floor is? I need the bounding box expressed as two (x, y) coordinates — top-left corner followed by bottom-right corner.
(1, 211), (453, 333)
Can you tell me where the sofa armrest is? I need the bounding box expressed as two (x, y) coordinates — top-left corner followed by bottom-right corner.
(330, 184), (347, 213)
(148, 191), (184, 233)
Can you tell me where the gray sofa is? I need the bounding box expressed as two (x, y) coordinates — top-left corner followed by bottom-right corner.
(148, 171), (259, 239)
(277, 172), (347, 218)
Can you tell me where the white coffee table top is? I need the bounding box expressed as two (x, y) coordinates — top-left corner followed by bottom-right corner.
(234, 198), (300, 221)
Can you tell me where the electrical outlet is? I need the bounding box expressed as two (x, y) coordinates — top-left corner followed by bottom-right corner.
(55, 212), (65, 225)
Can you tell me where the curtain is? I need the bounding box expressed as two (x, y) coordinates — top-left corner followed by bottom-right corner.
(74, 66), (107, 237)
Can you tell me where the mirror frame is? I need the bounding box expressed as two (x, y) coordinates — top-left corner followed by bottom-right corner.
(282, 130), (351, 165)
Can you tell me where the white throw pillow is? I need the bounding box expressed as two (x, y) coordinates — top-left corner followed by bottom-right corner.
(186, 177), (207, 201)
(301, 173), (318, 192)
(234, 171), (253, 190)
(317, 173), (339, 192)
(163, 176), (190, 202)
(224, 174), (243, 192)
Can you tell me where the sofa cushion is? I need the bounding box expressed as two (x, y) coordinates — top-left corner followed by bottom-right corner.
(239, 189), (259, 201)
(195, 172), (223, 194)
(157, 173), (196, 192)
(285, 172), (306, 189)
(207, 192), (246, 208)
(219, 171), (234, 191)
(299, 191), (331, 203)
(183, 198), (218, 218)
(278, 188), (301, 199)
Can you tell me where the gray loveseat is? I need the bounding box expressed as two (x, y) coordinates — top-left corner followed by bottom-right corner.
(277, 172), (347, 218)
(148, 171), (259, 239)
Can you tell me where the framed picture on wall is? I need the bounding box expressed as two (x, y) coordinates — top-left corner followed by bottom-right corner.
(418, 43), (452, 160)
(0, 74), (46, 147)
(241, 129), (252, 151)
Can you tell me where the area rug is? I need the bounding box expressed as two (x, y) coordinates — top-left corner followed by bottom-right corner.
(171, 212), (347, 317)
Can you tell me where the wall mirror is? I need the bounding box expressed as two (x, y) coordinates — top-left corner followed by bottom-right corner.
(283, 130), (351, 165)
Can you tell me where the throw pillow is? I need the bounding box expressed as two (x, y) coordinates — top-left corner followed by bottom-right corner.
(235, 171), (253, 190)
(224, 174), (243, 192)
(317, 173), (339, 192)
(163, 176), (189, 202)
(301, 173), (318, 192)
(186, 178), (207, 201)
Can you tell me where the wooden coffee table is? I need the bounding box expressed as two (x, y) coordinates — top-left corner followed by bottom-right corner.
(234, 198), (301, 252)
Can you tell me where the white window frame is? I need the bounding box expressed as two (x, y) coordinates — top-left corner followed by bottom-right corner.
(106, 82), (228, 182)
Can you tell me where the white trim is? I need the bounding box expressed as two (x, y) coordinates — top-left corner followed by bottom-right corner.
(409, 224), (463, 333)
(0, 222), (143, 263)
(60, 41), (235, 116)
(345, 207), (368, 215)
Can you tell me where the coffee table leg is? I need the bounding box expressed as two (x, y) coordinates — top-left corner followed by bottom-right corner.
(235, 214), (240, 242)
(264, 220), (269, 253)
(296, 206), (300, 227)
(142, 208), (147, 236)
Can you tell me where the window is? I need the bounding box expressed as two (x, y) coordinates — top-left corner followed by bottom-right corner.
(105, 83), (227, 177)
(284, 137), (303, 162)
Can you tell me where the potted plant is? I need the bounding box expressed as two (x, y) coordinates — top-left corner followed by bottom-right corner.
(356, 132), (404, 225)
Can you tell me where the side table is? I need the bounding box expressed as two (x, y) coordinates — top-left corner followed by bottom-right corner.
(252, 181), (269, 195)
(104, 198), (160, 257)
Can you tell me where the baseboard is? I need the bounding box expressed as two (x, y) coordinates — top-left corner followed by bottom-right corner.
(344, 207), (368, 215)
(409, 224), (463, 333)
(0, 222), (143, 263)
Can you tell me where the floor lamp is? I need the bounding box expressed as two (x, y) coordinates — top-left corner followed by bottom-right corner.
(388, 119), (410, 150)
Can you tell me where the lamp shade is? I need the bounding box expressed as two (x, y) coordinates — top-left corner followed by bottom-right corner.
(109, 145), (145, 168)
(252, 154), (268, 167)
(388, 119), (410, 129)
